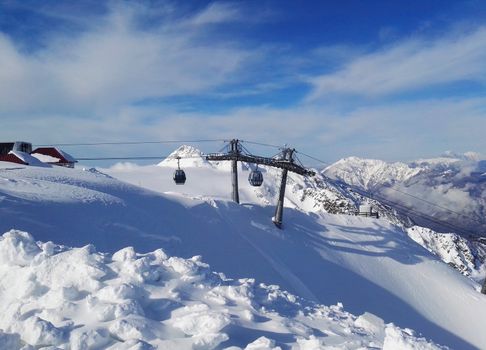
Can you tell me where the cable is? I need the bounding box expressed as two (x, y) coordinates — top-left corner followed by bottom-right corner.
(77, 156), (164, 161)
(381, 186), (484, 223)
(38, 139), (227, 147)
(240, 140), (282, 149)
(344, 182), (465, 232)
(76, 155), (206, 161)
(374, 193), (480, 237)
(295, 150), (331, 166)
(330, 177), (482, 237)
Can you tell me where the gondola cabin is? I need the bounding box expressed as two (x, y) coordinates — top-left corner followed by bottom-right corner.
(173, 169), (186, 185)
(248, 168), (263, 186)
(173, 156), (186, 185)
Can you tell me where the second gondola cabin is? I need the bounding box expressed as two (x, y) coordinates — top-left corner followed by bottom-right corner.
(173, 156), (186, 185)
(248, 167), (263, 186)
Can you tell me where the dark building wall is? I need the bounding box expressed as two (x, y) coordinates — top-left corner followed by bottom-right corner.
(0, 143), (15, 156)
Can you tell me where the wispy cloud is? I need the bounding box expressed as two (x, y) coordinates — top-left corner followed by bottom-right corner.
(308, 26), (486, 99)
(3, 95), (484, 164)
(0, 2), (255, 114)
(189, 2), (243, 26)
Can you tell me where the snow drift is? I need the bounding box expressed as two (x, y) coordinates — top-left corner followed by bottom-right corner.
(0, 230), (443, 349)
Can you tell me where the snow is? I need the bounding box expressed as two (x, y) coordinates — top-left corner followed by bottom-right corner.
(31, 148), (76, 164)
(31, 153), (62, 163)
(9, 151), (51, 167)
(0, 229), (444, 349)
(324, 156), (422, 190)
(1, 149), (486, 348)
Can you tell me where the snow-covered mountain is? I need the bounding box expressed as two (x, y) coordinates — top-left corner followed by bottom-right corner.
(324, 153), (486, 235)
(2, 148), (486, 349)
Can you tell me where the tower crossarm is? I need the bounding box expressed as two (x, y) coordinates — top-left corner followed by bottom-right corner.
(205, 153), (315, 177)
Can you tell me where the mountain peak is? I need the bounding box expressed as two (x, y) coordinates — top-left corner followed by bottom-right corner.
(157, 145), (210, 168)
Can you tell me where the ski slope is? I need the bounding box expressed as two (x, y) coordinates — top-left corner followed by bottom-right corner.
(1, 151), (486, 349)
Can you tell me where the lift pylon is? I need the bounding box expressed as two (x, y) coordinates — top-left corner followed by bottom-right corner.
(272, 148), (294, 228)
(206, 139), (315, 228)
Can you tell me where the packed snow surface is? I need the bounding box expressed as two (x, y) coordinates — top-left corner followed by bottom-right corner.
(0, 229), (444, 349)
(1, 152), (486, 349)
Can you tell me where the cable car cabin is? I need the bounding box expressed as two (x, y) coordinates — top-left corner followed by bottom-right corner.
(173, 169), (186, 185)
(248, 169), (263, 187)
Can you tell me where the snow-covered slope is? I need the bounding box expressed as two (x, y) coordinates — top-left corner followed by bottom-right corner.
(2, 156), (486, 349)
(0, 229), (443, 349)
(323, 153), (486, 235)
(407, 226), (486, 282)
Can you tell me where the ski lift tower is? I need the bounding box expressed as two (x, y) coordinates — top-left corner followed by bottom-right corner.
(206, 139), (315, 228)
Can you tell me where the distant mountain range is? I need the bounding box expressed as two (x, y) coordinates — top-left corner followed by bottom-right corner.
(323, 152), (486, 236)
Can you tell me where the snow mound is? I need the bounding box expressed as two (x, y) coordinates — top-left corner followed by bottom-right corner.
(158, 145), (211, 168)
(0, 230), (444, 349)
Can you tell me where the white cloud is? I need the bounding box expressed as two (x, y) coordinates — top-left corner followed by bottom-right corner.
(1, 4), (485, 164)
(0, 2), (254, 114)
(189, 2), (243, 25)
(308, 26), (486, 99)
(3, 95), (485, 165)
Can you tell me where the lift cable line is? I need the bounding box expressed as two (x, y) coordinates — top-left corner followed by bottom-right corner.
(206, 139), (315, 228)
(348, 185), (481, 237)
(380, 186), (484, 223)
(38, 139), (227, 147)
(76, 155), (204, 161)
(239, 140), (282, 149)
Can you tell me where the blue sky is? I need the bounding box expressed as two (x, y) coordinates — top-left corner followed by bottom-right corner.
(1, 0), (485, 165)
